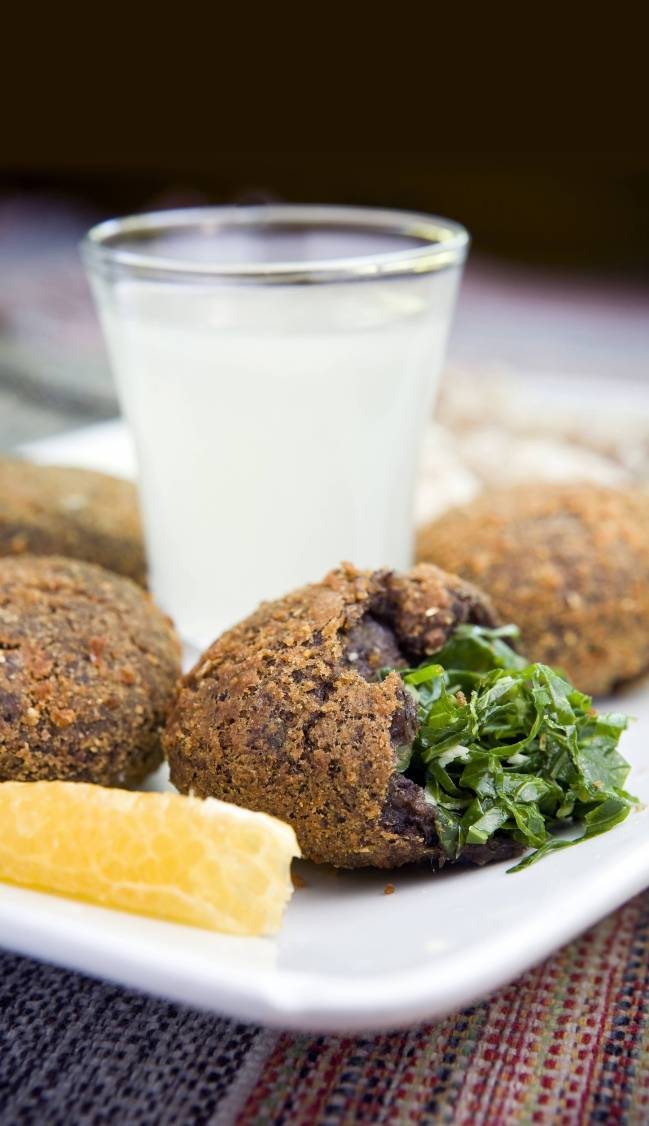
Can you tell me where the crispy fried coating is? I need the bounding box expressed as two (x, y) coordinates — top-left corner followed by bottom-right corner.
(417, 483), (649, 696)
(164, 562), (516, 869)
(0, 556), (180, 785)
(0, 459), (146, 585)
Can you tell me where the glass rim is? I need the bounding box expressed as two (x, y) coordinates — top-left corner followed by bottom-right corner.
(81, 204), (469, 285)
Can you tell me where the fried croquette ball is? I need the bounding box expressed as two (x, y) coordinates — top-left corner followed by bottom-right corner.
(417, 483), (649, 696)
(163, 562), (519, 869)
(0, 555), (180, 785)
(0, 458), (147, 585)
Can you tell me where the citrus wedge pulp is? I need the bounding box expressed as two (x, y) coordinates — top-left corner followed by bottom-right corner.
(0, 781), (300, 935)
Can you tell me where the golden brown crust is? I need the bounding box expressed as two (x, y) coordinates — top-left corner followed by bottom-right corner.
(0, 555), (180, 785)
(416, 483), (649, 696)
(164, 562), (498, 868)
(0, 459), (147, 585)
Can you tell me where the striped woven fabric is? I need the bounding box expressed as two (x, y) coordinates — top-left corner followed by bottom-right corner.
(224, 892), (649, 1124)
(2, 892), (649, 1124)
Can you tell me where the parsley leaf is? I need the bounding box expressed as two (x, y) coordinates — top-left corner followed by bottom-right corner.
(383, 624), (634, 872)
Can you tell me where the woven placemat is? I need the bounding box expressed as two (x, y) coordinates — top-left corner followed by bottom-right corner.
(2, 889), (648, 1125)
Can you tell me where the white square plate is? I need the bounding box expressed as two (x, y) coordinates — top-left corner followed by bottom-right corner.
(1, 421), (648, 1032)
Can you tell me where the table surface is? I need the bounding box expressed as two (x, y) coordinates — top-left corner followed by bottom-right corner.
(2, 228), (649, 1123)
(2, 892), (649, 1124)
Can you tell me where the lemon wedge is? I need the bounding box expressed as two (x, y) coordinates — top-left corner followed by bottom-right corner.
(0, 781), (299, 935)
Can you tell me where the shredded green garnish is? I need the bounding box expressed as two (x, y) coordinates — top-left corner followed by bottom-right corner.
(381, 624), (635, 872)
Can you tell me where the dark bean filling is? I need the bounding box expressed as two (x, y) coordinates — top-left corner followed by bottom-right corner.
(341, 615), (405, 679)
(340, 606), (437, 846)
(381, 774), (440, 848)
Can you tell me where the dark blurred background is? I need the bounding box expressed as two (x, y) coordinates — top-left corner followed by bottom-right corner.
(4, 151), (649, 272)
(1, 149), (648, 453)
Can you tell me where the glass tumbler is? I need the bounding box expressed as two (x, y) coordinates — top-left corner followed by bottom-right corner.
(82, 205), (469, 647)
